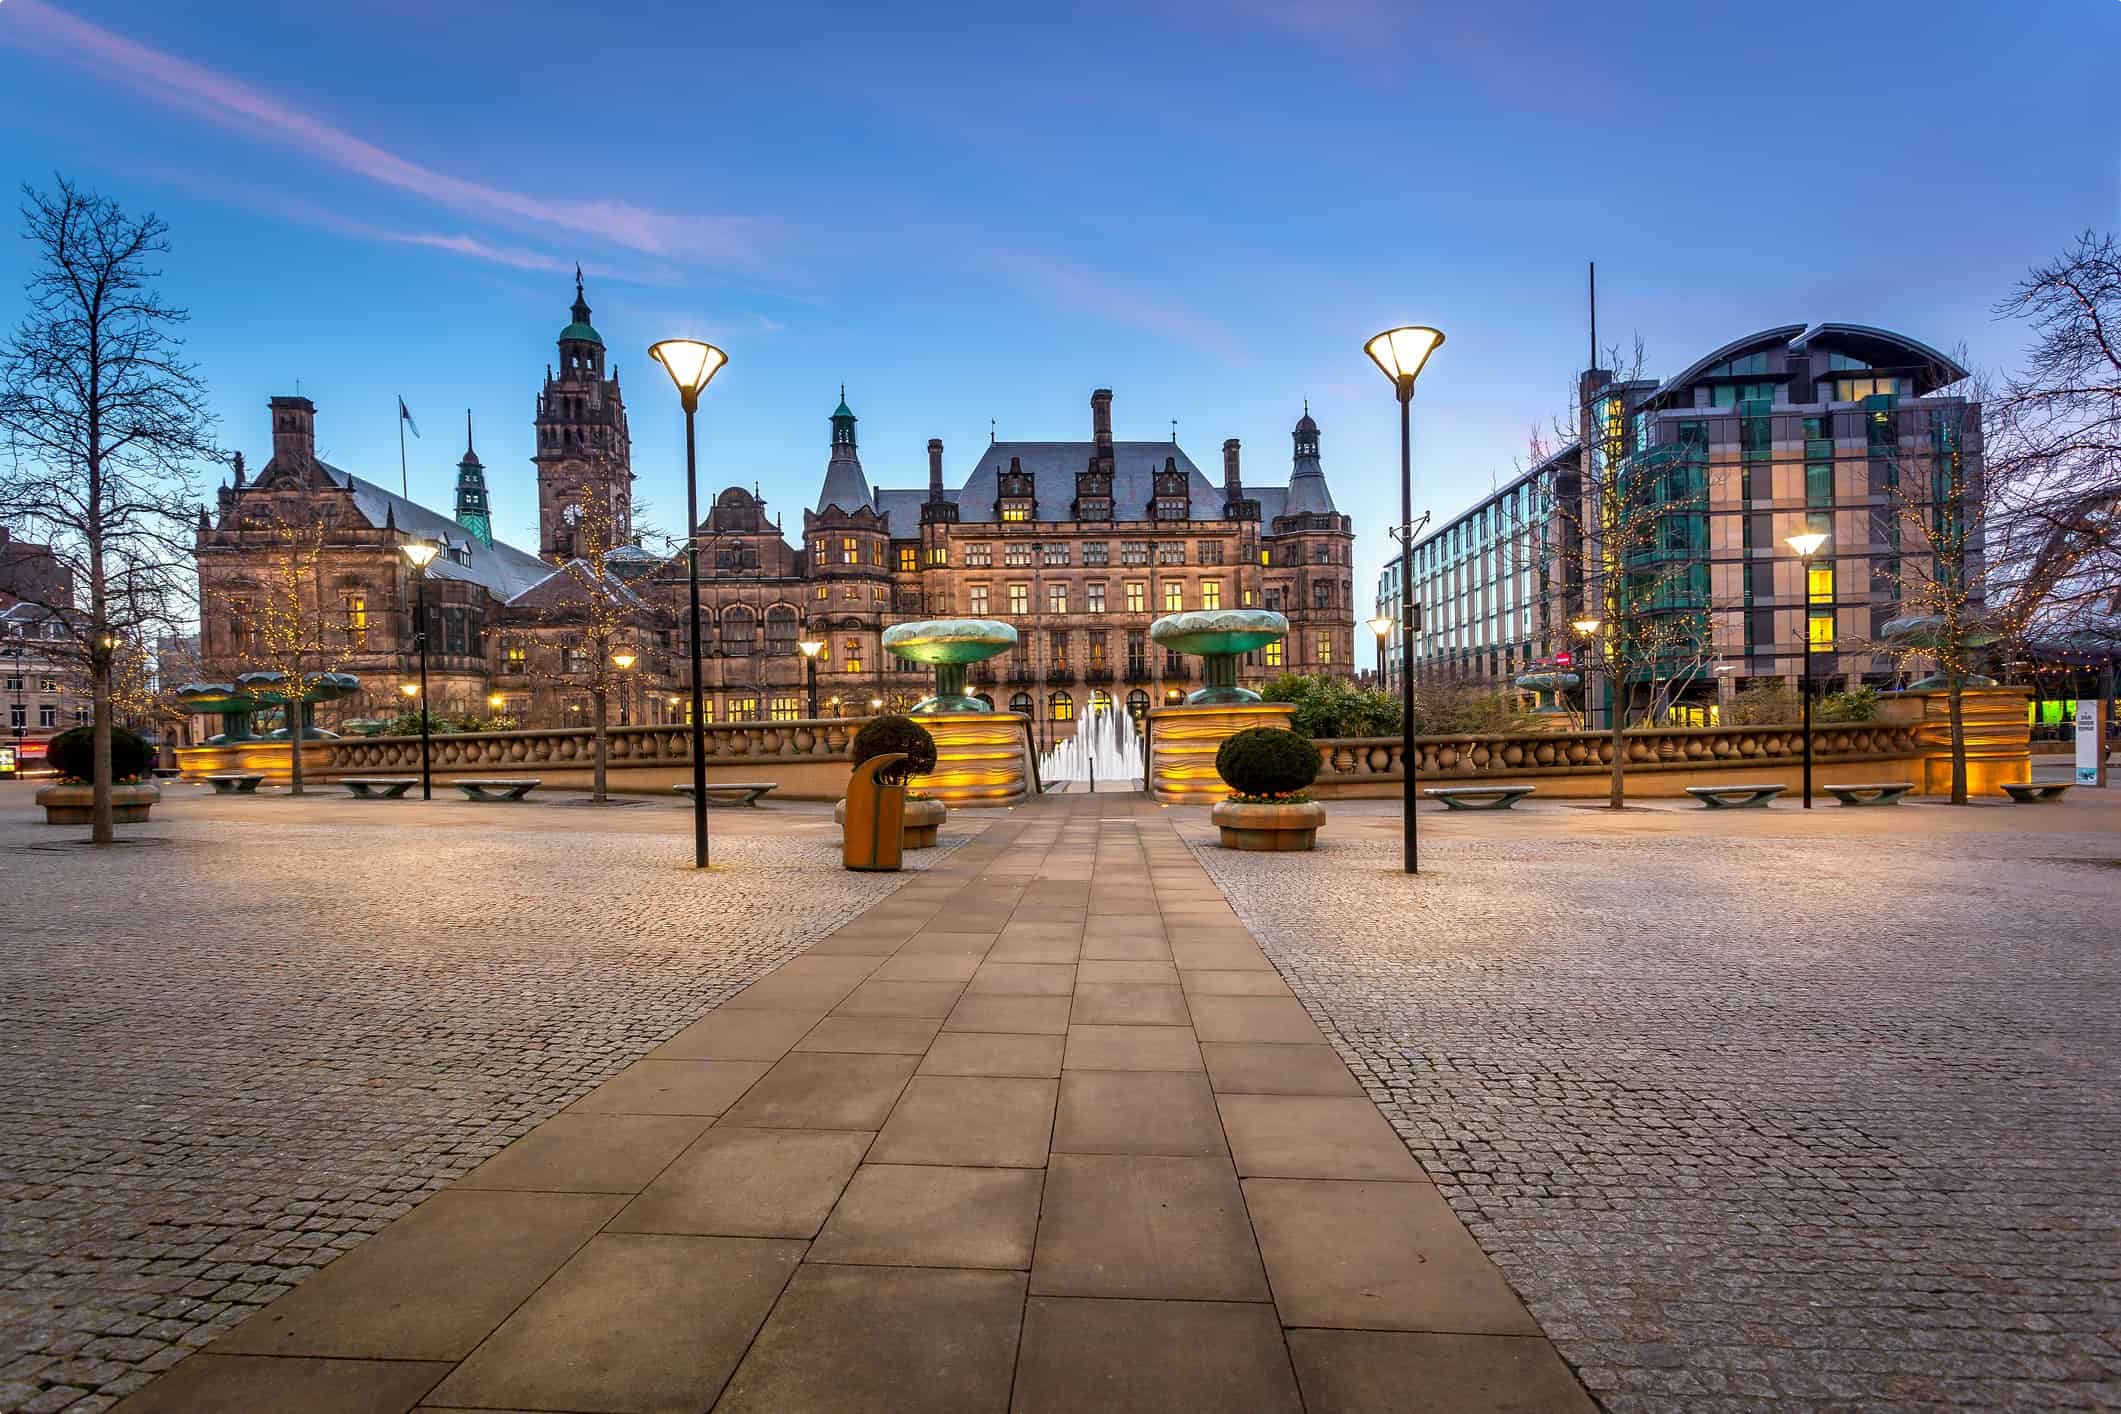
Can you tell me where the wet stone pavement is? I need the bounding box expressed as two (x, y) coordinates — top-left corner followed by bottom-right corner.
(1189, 811), (2121, 1413)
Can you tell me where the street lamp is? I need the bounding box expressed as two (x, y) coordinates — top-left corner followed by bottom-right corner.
(1572, 618), (1603, 730)
(400, 538), (441, 799)
(487, 692), (505, 712)
(611, 647), (637, 726)
(1364, 324), (1445, 876)
(648, 336), (729, 869)
(1786, 531), (1829, 809)
(1369, 615), (1393, 688)
(798, 637), (825, 718)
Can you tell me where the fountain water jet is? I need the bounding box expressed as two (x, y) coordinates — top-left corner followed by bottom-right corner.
(1039, 704), (1145, 790)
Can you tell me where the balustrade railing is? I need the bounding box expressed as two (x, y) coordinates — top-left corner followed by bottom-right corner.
(1311, 722), (1924, 783)
(328, 718), (865, 774)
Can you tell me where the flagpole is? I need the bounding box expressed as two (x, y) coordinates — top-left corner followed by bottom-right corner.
(399, 404), (409, 498)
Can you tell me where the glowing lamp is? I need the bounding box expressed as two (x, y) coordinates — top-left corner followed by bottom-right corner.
(1785, 531), (1829, 559)
(401, 539), (440, 570)
(1363, 326), (1446, 389)
(647, 339), (728, 408)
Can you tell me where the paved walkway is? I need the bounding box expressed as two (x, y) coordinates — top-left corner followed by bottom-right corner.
(115, 794), (1593, 1413)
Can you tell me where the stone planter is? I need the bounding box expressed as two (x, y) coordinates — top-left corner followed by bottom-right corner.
(35, 782), (161, 825)
(1211, 798), (1324, 851)
(834, 795), (948, 849)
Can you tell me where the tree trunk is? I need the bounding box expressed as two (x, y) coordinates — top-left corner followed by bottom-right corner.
(592, 677), (609, 802)
(1947, 674), (1968, 806)
(91, 656), (113, 845)
(288, 699), (306, 796)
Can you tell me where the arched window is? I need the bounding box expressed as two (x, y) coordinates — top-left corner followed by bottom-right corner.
(764, 605), (798, 655)
(722, 606), (756, 654)
(1089, 689), (1113, 715)
(1049, 691), (1074, 722)
(974, 693), (994, 709)
(1126, 689), (1150, 722)
(1009, 692), (1033, 717)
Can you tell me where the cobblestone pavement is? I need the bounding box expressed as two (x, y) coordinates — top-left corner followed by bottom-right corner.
(1188, 803), (2121, 1413)
(0, 786), (968, 1413)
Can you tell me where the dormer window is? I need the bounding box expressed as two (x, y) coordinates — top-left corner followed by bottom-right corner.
(1000, 502), (1032, 523)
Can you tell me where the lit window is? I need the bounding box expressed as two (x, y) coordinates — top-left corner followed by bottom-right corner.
(1317, 632), (1332, 664)
(770, 696), (800, 721)
(729, 696), (760, 722)
(1126, 582), (1146, 613)
(1009, 584), (1029, 615)
(1048, 584), (1067, 614)
(926, 545), (947, 567)
(1049, 691), (1074, 722)
(1201, 581), (1222, 610)
(1000, 506), (1030, 522)
(1242, 588), (1256, 607)
(898, 545), (917, 573)
(1090, 689), (1113, 714)
(1259, 548), (1270, 566)
(1807, 565), (1833, 604)
(504, 646), (527, 674)
(844, 639), (862, 673)
(1264, 640), (1283, 668)
(970, 586), (990, 615)
(839, 537), (859, 564)
(1808, 612), (1834, 649)
(1163, 583), (1183, 612)
(814, 585), (828, 600)
(344, 594), (367, 648)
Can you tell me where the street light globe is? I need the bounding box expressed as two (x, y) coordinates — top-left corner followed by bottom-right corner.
(487, 693), (505, 709)
(399, 682), (420, 698)
(1363, 326), (1446, 387)
(1368, 615), (1394, 641)
(647, 339), (728, 406)
(611, 648), (637, 671)
(797, 638), (825, 659)
(401, 538), (441, 570)
(1572, 618), (1603, 636)
(1785, 531), (1829, 559)
(868, 697), (883, 710)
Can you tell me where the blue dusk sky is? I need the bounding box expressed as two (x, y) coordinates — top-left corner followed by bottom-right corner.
(4, 0), (2116, 597)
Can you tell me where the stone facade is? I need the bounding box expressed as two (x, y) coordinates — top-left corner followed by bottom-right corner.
(195, 279), (1359, 738)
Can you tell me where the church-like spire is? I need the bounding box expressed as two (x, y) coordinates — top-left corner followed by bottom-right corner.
(816, 386), (872, 513)
(454, 409), (493, 548)
(1285, 403), (1337, 514)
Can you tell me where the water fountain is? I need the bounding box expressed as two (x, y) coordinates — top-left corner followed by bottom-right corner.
(1039, 704), (1145, 790)
(880, 618), (1032, 805)
(1142, 609), (1297, 802)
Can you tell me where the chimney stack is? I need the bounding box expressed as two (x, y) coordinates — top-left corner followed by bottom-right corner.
(1221, 438), (1242, 497)
(1090, 389), (1114, 455)
(268, 395), (317, 465)
(927, 438), (945, 499)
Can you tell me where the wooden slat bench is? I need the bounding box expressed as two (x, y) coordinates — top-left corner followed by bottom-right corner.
(204, 773), (266, 794)
(675, 782), (779, 808)
(344, 777), (419, 800)
(1684, 783), (1786, 809)
(2001, 782), (2075, 804)
(1424, 785), (1536, 811)
(453, 778), (541, 801)
(1822, 781), (1914, 807)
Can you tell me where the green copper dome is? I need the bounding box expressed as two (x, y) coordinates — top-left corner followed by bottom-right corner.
(560, 319), (604, 347)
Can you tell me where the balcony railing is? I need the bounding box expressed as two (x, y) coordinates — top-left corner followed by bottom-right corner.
(1045, 668), (1074, 686)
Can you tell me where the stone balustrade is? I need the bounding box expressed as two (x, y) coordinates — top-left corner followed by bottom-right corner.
(326, 719), (863, 774)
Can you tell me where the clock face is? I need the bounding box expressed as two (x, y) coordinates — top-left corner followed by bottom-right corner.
(563, 501), (582, 525)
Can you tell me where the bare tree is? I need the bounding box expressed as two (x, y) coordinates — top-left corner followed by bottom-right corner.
(0, 178), (216, 842)
(527, 494), (654, 801)
(1987, 231), (2121, 639)
(215, 496), (346, 795)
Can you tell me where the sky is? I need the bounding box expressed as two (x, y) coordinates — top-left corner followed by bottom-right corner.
(4, 0), (2117, 601)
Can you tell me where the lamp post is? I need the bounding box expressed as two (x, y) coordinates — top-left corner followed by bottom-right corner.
(1365, 325), (1445, 876)
(611, 647), (636, 727)
(1786, 531), (1829, 809)
(648, 337), (729, 869)
(1572, 618), (1603, 730)
(798, 637), (824, 718)
(1368, 614), (1393, 689)
(400, 538), (440, 799)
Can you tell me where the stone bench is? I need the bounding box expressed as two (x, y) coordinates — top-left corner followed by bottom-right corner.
(453, 778), (541, 801)
(1822, 781), (1914, 807)
(344, 777), (419, 799)
(204, 773), (265, 794)
(1424, 785), (1536, 811)
(1684, 783), (1786, 809)
(676, 782), (779, 808)
(2001, 781), (2075, 804)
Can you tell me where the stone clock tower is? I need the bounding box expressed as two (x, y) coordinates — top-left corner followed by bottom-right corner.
(532, 269), (632, 559)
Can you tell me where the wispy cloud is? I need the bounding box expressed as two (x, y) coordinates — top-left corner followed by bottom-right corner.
(1, 0), (762, 267)
(962, 244), (1244, 360)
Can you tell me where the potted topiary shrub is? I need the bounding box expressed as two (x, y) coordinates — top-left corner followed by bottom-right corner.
(835, 714), (948, 847)
(34, 724), (163, 825)
(1211, 725), (1324, 850)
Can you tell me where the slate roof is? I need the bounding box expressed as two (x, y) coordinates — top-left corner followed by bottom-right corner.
(333, 467), (554, 599)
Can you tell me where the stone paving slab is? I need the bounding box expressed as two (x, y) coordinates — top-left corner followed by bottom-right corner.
(110, 795), (1594, 1413)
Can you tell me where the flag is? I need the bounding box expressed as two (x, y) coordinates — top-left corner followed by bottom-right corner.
(398, 397), (420, 439)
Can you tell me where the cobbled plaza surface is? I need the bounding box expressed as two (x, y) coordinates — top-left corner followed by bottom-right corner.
(1187, 801), (2121, 1414)
(0, 788), (962, 1414)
